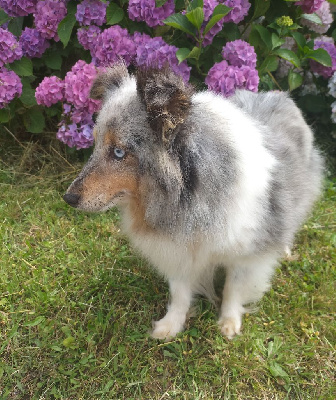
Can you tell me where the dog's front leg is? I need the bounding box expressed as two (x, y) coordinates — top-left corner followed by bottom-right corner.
(151, 279), (193, 340)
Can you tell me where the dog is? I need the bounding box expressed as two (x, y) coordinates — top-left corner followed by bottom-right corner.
(63, 64), (323, 339)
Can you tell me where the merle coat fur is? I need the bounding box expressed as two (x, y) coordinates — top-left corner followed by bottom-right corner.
(64, 64), (323, 339)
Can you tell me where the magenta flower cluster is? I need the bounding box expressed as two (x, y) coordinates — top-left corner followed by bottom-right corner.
(206, 39), (259, 96)
(128, 0), (175, 28)
(34, 0), (67, 41)
(75, 0), (107, 26)
(295, 0), (324, 14)
(19, 27), (50, 58)
(310, 40), (336, 78)
(222, 0), (251, 24)
(0, 0), (37, 17)
(0, 28), (23, 67)
(0, 68), (22, 108)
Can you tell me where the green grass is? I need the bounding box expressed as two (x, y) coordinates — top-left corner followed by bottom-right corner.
(0, 143), (335, 399)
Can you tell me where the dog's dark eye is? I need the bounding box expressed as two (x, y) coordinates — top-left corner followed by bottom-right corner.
(113, 147), (126, 160)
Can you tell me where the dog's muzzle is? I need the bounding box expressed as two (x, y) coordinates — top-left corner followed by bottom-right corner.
(63, 193), (81, 208)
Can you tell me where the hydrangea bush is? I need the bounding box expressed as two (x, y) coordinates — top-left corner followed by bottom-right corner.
(1, 0), (336, 150)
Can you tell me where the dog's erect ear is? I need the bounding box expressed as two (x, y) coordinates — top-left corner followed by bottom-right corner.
(136, 68), (193, 148)
(90, 63), (129, 101)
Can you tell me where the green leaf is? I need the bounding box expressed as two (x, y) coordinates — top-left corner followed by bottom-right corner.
(0, 109), (10, 123)
(203, 4), (232, 35)
(271, 33), (285, 50)
(25, 109), (45, 134)
(306, 48), (332, 67)
(291, 31), (306, 50)
(268, 362), (289, 380)
(273, 48), (301, 68)
(164, 14), (197, 37)
(288, 70), (303, 91)
(20, 78), (37, 107)
(106, 3), (124, 25)
(57, 13), (77, 48)
(186, 0), (203, 11)
(155, 0), (168, 6)
(0, 9), (10, 26)
(186, 7), (204, 31)
(252, 24), (272, 50)
(259, 55), (279, 73)
(176, 46), (201, 63)
(44, 53), (62, 70)
(10, 57), (33, 77)
(301, 13), (323, 25)
(7, 17), (23, 37)
(24, 316), (45, 327)
(62, 336), (76, 348)
(251, 0), (271, 21)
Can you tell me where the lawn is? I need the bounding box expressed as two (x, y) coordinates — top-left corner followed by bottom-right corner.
(0, 139), (335, 399)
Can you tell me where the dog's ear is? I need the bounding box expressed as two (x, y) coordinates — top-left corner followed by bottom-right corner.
(136, 68), (193, 148)
(90, 63), (129, 101)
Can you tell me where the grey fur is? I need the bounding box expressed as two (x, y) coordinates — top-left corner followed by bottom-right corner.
(64, 66), (324, 338)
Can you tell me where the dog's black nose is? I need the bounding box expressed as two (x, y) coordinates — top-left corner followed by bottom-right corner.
(63, 193), (80, 208)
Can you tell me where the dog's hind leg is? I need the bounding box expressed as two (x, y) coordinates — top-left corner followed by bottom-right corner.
(219, 252), (278, 339)
(151, 279), (193, 340)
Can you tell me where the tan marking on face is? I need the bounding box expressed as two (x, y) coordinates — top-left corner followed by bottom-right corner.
(103, 130), (118, 146)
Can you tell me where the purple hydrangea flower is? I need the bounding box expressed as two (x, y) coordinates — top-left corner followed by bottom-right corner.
(295, 0), (324, 14)
(0, 28), (23, 67)
(0, 0), (37, 17)
(0, 68), (22, 108)
(202, 0), (225, 47)
(310, 39), (336, 78)
(93, 26), (136, 67)
(64, 60), (101, 113)
(205, 60), (259, 96)
(222, 0), (251, 24)
(75, 0), (107, 26)
(57, 107), (95, 149)
(77, 25), (101, 52)
(222, 39), (257, 68)
(134, 33), (191, 82)
(19, 28), (50, 58)
(35, 76), (65, 107)
(34, 0), (67, 41)
(301, 1), (332, 34)
(128, 0), (175, 28)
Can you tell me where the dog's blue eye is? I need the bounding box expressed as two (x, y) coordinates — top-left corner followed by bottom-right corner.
(113, 147), (126, 160)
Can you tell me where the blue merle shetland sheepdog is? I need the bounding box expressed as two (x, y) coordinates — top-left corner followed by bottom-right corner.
(64, 64), (323, 339)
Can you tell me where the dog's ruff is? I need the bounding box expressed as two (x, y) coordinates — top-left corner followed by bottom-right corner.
(64, 64), (323, 340)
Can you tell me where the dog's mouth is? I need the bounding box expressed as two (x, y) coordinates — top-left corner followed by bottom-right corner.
(63, 190), (128, 212)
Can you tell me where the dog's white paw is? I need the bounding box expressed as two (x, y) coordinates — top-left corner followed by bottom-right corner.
(151, 318), (183, 340)
(218, 316), (241, 339)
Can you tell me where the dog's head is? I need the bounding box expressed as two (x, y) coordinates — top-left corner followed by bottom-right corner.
(63, 64), (194, 213)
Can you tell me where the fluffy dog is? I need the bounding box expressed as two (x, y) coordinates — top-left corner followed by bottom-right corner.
(63, 64), (323, 339)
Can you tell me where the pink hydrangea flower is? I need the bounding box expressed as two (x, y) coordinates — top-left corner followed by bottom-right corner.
(310, 39), (336, 78)
(75, 0), (107, 26)
(222, 0), (251, 24)
(128, 0), (175, 27)
(34, 0), (67, 41)
(0, 28), (23, 67)
(77, 26), (101, 52)
(64, 60), (101, 113)
(20, 27), (50, 58)
(35, 76), (65, 107)
(205, 60), (259, 96)
(301, 1), (333, 34)
(93, 26), (136, 67)
(222, 39), (257, 68)
(0, 68), (22, 108)
(0, 0), (37, 17)
(295, 0), (324, 14)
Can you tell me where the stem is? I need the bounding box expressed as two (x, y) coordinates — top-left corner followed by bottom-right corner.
(267, 71), (282, 90)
